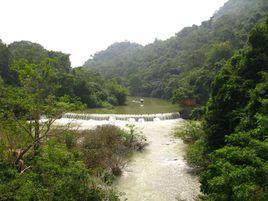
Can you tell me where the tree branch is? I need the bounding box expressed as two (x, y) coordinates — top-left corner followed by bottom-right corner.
(15, 118), (34, 140)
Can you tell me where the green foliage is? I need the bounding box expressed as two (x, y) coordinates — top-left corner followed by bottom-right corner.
(83, 0), (267, 104)
(0, 59), (83, 169)
(200, 116), (268, 201)
(186, 139), (207, 168)
(124, 124), (148, 150)
(108, 79), (128, 105)
(174, 19), (268, 200)
(204, 18), (268, 150)
(8, 41), (47, 64)
(0, 40), (10, 83)
(80, 125), (147, 177)
(207, 41), (234, 64)
(57, 95), (86, 111)
(172, 87), (195, 103)
(0, 39), (131, 200)
(71, 67), (128, 108)
(200, 19), (268, 200)
(174, 121), (208, 168)
(0, 140), (119, 201)
(190, 106), (205, 120)
(81, 125), (127, 171)
(0, 1), (267, 200)
(174, 121), (204, 144)
(0, 39), (128, 108)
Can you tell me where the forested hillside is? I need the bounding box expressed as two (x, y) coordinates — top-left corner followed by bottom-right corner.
(0, 40), (128, 108)
(173, 18), (268, 200)
(84, 0), (267, 106)
(200, 18), (268, 200)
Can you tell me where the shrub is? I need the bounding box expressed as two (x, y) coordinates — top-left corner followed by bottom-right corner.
(174, 120), (208, 169)
(0, 140), (119, 201)
(79, 125), (147, 178)
(123, 124), (148, 151)
(174, 120), (205, 144)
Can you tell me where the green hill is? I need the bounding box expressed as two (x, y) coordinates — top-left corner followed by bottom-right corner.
(83, 0), (268, 105)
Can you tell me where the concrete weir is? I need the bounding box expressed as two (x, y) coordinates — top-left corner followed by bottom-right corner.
(62, 112), (180, 122)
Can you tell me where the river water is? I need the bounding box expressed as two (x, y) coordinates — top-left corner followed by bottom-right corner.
(116, 119), (200, 201)
(79, 96), (181, 114)
(55, 118), (200, 201)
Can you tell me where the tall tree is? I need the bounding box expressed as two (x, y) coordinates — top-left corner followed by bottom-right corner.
(200, 19), (268, 201)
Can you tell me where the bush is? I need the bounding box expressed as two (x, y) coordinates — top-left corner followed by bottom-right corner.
(174, 121), (205, 144)
(0, 140), (119, 201)
(123, 124), (148, 151)
(174, 120), (208, 168)
(190, 106), (205, 120)
(79, 125), (147, 178)
(186, 139), (207, 168)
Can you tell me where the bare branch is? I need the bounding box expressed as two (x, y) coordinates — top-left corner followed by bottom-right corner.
(20, 165), (31, 174)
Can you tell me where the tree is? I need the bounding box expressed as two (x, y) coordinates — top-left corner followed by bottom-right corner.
(108, 79), (128, 105)
(0, 40), (10, 83)
(0, 58), (79, 170)
(203, 19), (268, 150)
(0, 140), (119, 201)
(8, 41), (47, 64)
(200, 19), (268, 200)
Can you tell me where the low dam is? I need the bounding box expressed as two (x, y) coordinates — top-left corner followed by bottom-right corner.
(62, 112), (181, 121)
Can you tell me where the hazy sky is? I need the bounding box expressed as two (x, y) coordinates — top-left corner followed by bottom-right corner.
(0, 0), (228, 67)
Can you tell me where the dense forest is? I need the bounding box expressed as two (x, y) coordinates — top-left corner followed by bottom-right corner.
(84, 0), (267, 106)
(200, 18), (268, 200)
(0, 0), (267, 200)
(0, 40), (128, 108)
(176, 18), (268, 200)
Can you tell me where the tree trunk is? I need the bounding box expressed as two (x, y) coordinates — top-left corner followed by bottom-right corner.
(33, 119), (40, 155)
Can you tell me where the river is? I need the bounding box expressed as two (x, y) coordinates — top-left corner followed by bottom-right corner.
(55, 118), (200, 201)
(79, 96), (181, 114)
(115, 119), (200, 201)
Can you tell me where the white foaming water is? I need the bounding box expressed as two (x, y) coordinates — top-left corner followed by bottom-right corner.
(62, 112), (181, 121)
(55, 118), (200, 201)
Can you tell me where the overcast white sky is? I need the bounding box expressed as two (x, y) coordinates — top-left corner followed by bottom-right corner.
(0, 0), (228, 67)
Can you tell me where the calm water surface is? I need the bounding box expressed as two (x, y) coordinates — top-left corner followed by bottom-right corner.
(83, 96), (181, 114)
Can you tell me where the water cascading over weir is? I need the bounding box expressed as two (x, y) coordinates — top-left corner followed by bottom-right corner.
(62, 112), (181, 122)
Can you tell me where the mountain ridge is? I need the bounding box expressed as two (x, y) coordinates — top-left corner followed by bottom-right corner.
(83, 0), (267, 104)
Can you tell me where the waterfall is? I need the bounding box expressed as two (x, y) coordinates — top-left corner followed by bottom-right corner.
(62, 112), (181, 122)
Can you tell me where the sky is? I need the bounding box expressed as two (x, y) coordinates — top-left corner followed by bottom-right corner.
(0, 0), (228, 67)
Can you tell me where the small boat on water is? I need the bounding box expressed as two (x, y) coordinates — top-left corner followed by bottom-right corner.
(132, 98), (145, 104)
